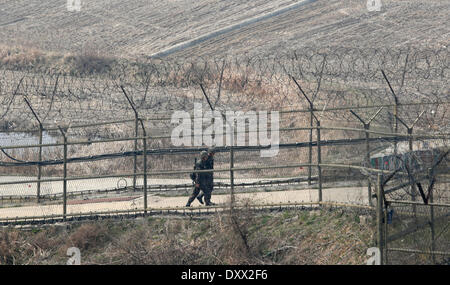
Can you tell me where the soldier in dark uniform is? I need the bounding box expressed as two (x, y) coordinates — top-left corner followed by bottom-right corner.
(185, 151), (209, 207)
(197, 147), (216, 206)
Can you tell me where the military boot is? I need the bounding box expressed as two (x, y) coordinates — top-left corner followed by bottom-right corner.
(186, 196), (196, 207)
(204, 193), (216, 206)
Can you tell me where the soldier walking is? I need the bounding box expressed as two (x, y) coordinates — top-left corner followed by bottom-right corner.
(197, 147), (216, 206)
(186, 151), (209, 207)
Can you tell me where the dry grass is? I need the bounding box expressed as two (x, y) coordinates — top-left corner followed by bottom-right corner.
(66, 223), (109, 251)
(0, 45), (115, 75)
(0, 206), (375, 265)
(0, 45), (45, 69)
(0, 226), (65, 264)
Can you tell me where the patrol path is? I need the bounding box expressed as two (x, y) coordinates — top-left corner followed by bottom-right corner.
(0, 176), (298, 197)
(0, 186), (370, 220)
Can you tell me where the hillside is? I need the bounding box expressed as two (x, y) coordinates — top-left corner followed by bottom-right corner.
(0, 207), (375, 265)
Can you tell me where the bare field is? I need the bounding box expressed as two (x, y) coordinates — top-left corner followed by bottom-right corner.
(178, 0), (450, 58)
(0, 0), (448, 59)
(0, 0), (297, 58)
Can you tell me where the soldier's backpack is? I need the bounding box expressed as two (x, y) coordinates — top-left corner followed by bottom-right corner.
(190, 158), (197, 181)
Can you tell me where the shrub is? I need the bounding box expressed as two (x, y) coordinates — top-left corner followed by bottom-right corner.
(66, 223), (109, 251)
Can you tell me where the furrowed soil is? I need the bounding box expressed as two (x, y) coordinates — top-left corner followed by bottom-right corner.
(0, 0), (447, 59)
(0, 207), (375, 265)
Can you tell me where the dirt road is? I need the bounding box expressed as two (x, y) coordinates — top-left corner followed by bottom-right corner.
(0, 186), (370, 220)
(0, 176), (294, 196)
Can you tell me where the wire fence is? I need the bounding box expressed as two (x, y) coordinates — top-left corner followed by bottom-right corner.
(1, 47), (449, 132)
(384, 201), (450, 265)
(0, 48), (449, 266)
(0, 106), (448, 223)
(374, 157), (450, 265)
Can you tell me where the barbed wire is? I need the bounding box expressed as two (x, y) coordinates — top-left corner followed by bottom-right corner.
(0, 46), (448, 134)
(0, 47), (448, 190)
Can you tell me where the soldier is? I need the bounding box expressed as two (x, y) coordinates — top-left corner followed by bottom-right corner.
(197, 147), (216, 206)
(185, 151), (209, 207)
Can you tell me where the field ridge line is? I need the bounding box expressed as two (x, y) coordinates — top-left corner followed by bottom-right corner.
(150, 0), (317, 58)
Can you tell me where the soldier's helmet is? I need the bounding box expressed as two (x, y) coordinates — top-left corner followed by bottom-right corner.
(207, 146), (216, 154)
(200, 150), (209, 159)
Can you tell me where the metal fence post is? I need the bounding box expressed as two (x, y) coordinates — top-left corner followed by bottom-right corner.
(139, 119), (148, 215)
(63, 134), (67, 221)
(23, 98), (43, 203)
(58, 126), (68, 221)
(230, 147), (235, 214)
(121, 85), (140, 193)
(317, 120), (322, 202)
(384, 202), (389, 264)
(350, 107), (383, 207)
(376, 174), (384, 265)
(291, 76), (314, 185)
(134, 115), (138, 192)
(395, 111), (424, 222)
(365, 124), (372, 206)
(308, 110), (313, 185)
(393, 104), (398, 156)
(408, 128), (417, 219)
(37, 125), (43, 203)
(428, 168), (436, 264)
(381, 70), (399, 156)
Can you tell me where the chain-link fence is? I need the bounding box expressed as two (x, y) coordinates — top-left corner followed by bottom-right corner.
(0, 108), (447, 224)
(373, 150), (450, 264)
(0, 49), (448, 245)
(384, 201), (450, 265)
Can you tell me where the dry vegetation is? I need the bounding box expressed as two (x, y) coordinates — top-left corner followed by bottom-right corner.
(0, 206), (375, 265)
(0, 45), (116, 75)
